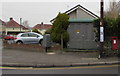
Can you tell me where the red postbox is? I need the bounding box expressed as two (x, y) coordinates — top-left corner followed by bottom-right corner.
(112, 36), (118, 50)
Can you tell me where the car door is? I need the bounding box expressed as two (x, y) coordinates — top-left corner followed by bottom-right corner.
(20, 33), (30, 43)
(28, 33), (39, 43)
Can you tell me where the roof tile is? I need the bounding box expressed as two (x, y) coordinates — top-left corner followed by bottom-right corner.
(33, 24), (52, 30)
(5, 18), (28, 30)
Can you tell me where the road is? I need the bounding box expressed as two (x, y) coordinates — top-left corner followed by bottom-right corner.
(1, 65), (119, 74)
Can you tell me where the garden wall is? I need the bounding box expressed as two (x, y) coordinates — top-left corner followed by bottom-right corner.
(3, 40), (61, 52)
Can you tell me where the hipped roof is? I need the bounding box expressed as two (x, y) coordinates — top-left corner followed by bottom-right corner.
(33, 24), (52, 30)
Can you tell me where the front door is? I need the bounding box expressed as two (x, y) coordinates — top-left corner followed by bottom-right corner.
(28, 33), (39, 43)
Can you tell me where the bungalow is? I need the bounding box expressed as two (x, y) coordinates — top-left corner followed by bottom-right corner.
(51, 4), (99, 50)
(32, 23), (52, 35)
(4, 18), (29, 35)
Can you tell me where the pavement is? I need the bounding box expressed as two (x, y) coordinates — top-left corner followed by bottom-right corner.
(1, 48), (120, 68)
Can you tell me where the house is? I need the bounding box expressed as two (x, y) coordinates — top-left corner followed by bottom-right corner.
(0, 19), (6, 37)
(51, 4), (99, 50)
(5, 18), (29, 35)
(32, 23), (52, 34)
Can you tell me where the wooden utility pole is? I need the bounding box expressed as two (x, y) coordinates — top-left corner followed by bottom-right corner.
(61, 34), (63, 50)
(99, 0), (104, 58)
(20, 18), (22, 32)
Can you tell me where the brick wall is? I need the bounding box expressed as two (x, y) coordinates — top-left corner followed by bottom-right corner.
(3, 40), (61, 52)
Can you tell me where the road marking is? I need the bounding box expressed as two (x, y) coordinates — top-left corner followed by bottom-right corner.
(1, 65), (120, 70)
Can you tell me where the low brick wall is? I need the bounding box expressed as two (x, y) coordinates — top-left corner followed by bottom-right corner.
(3, 40), (61, 52)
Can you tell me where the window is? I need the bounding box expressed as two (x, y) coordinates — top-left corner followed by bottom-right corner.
(37, 35), (40, 37)
(28, 33), (37, 37)
(21, 34), (28, 37)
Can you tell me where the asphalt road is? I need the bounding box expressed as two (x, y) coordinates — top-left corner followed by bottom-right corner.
(2, 65), (119, 74)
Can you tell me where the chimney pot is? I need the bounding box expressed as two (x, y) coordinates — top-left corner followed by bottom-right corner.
(10, 17), (13, 20)
(41, 22), (43, 25)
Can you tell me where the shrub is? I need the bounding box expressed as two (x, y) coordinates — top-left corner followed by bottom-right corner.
(32, 29), (42, 35)
(50, 13), (69, 48)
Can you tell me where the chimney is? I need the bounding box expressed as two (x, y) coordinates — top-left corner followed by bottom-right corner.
(10, 17), (13, 21)
(41, 22), (44, 29)
(20, 18), (22, 25)
(41, 22), (43, 25)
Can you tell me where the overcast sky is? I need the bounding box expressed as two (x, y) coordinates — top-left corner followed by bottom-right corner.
(0, 0), (119, 27)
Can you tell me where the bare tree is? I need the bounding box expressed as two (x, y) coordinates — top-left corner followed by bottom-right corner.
(105, 0), (119, 19)
(117, 1), (120, 14)
(22, 20), (30, 29)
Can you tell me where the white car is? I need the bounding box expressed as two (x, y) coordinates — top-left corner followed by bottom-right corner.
(14, 32), (43, 44)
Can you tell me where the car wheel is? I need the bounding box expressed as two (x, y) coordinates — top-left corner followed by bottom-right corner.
(16, 41), (23, 44)
(39, 39), (43, 45)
